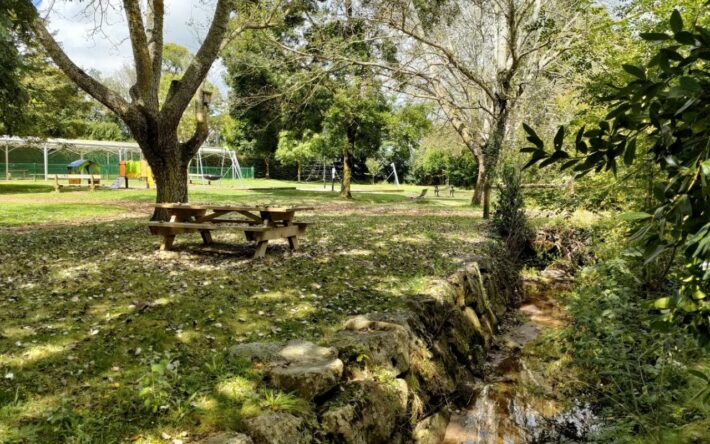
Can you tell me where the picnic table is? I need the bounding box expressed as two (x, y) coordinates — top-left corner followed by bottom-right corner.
(148, 203), (313, 258)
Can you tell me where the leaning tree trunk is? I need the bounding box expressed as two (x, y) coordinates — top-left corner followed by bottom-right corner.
(472, 156), (486, 206)
(297, 160), (301, 183)
(479, 108), (509, 219)
(264, 158), (270, 178)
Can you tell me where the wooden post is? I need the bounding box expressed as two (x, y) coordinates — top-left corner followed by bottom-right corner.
(89, 174), (95, 191)
(53, 175), (61, 193)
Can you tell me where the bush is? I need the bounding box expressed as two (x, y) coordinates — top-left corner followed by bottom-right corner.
(493, 166), (534, 258)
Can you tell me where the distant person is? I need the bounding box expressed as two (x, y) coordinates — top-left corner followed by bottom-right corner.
(434, 184), (440, 197)
(449, 185), (455, 197)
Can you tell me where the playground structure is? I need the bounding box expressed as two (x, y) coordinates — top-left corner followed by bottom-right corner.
(0, 136), (254, 184)
(66, 159), (101, 185)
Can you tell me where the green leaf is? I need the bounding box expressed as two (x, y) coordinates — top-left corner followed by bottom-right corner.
(554, 126), (565, 151)
(670, 9), (683, 33)
(624, 139), (636, 166)
(640, 32), (671, 41)
(688, 369), (710, 382)
(654, 297), (671, 309)
(679, 76), (702, 93)
(622, 64), (646, 79)
(674, 31), (696, 45)
(523, 123), (544, 149)
(522, 123), (539, 139)
(620, 211), (652, 221)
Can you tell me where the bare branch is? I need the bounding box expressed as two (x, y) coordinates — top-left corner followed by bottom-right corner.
(146, 0), (164, 109)
(28, 9), (130, 118)
(162, 0), (234, 126)
(122, 0), (153, 103)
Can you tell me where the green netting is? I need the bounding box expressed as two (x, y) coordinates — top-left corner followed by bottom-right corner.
(0, 163), (255, 180)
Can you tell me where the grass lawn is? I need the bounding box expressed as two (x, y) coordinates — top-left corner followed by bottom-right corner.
(0, 179), (486, 443)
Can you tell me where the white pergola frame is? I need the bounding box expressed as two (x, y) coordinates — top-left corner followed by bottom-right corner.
(0, 136), (241, 181)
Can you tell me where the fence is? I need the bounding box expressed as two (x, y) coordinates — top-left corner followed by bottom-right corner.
(1, 163), (255, 180)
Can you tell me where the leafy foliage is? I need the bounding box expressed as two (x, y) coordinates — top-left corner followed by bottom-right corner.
(522, 9), (710, 337)
(559, 252), (707, 442)
(493, 166), (534, 259)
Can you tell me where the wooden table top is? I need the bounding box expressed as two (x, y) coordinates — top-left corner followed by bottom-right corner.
(153, 203), (314, 212)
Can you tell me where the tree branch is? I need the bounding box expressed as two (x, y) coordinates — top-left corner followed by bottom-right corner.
(123, 0), (153, 104)
(146, 0), (164, 110)
(28, 9), (131, 118)
(162, 0), (234, 125)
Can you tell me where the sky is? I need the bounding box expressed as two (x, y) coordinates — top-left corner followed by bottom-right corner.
(37, 0), (228, 93)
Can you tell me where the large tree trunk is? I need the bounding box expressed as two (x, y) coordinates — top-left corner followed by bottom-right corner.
(143, 135), (190, 220)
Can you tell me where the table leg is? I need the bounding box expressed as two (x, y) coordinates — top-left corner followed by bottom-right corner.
(200, 230), (213, 245)
(288, 236), (299, 250)
(254, 240), (269, 258)
(161, 235), (176, 250)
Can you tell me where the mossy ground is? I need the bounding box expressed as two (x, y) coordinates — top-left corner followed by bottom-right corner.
(0, 180), (486, 443)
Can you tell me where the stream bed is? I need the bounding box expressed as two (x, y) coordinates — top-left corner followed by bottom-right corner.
(443, 270), (599, 444)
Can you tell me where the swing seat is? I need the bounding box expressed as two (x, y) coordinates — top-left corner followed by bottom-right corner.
(203, 174), (222, 181)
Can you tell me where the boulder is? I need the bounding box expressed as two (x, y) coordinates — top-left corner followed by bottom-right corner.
(230, 340), (343, 400)
(321, 379), (407, 444)
(412, 409), (451, 444)
(243, 412), (311, 444)
(199, 432), (254, 444)
(330, 315), (411, 376)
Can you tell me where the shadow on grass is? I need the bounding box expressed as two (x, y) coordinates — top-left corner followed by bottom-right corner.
(0, 183), (55, 195)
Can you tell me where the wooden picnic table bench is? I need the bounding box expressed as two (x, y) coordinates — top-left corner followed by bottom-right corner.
(148, 203), (314, 258)
(52, 174), (102, 192)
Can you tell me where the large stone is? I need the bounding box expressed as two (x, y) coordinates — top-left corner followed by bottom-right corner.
(199, 432), (254, 444)
(230, 340), (343, 400)
(321, 379), (407, 444)
(412, 409), (450, 444)
(243, 412), (311, 444)
(269, 356), (343, 400)
(229, 342), (284, 362)
(330, 315), (411, 376)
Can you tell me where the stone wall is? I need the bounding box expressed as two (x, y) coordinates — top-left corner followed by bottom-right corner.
(205, 254), (521, 444)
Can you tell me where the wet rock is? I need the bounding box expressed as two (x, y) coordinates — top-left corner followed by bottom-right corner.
(413, 409), (451, 444)
(199, 432), (254, 444)
(243, 412), (311, 444)
(230, 340), (343, 399)
(330, 315), (410, 376)
(321, 379), (407, 444)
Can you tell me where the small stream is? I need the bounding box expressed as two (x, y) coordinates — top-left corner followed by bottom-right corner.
(443, 270), (598, 444)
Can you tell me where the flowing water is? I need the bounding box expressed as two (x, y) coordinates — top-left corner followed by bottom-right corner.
(443, 270), (598, 444)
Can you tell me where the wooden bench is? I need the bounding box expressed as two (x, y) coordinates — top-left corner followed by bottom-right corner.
(52, 174), (101, 192)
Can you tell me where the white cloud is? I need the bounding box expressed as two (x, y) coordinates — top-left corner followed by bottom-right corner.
(39, 0), (228, 93)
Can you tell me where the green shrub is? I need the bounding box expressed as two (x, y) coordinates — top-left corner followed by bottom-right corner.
(493, 166), (534, 258)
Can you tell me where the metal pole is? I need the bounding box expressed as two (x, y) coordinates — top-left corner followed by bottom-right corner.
(391, 162), (400, 187)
